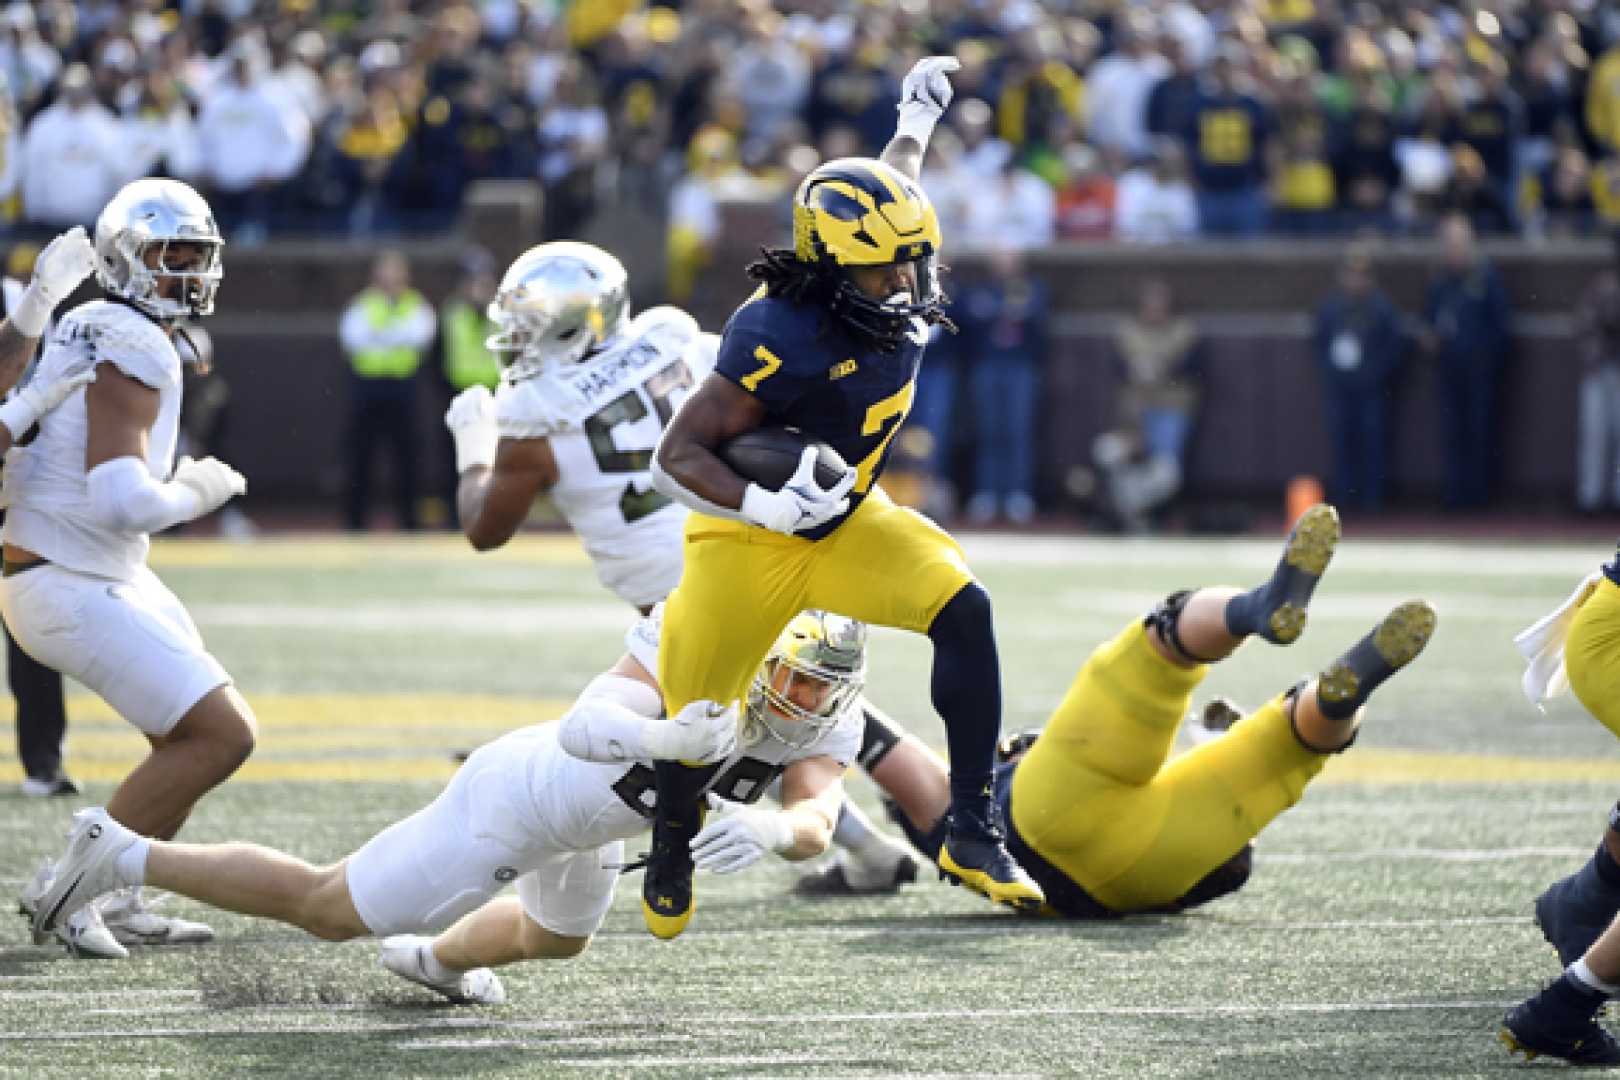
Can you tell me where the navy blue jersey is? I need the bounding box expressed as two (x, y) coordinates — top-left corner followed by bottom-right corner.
(714, 292), (924, 538)
(1605, 544), (1620, 588)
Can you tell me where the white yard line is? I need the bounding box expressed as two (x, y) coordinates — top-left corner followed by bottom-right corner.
(0, 999), (1516, 1044)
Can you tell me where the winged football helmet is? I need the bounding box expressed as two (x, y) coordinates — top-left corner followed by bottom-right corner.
(745, 610), (868, 750)
(94, 178), (223, 323)
(486, 241), (630, 381)
(791, 156), (944, 349)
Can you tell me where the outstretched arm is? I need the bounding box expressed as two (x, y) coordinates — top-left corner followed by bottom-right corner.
(880, 56), (961, 181)
(0, 226), (97, 395)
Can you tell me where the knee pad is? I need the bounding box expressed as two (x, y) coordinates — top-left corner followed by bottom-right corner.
(1143, 589), (1214, 664)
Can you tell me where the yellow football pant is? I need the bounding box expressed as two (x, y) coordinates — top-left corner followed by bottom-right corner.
(1566, 576), (1620, 740)
(658, 487), (975, 714)
(1010, 621), (1329, 912)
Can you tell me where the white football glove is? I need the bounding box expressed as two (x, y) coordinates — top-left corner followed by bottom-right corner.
(690, 801), (795, 875)
(0, 354), (97, 440)
(172, 455), (246, 516)
(739, 446), (856, 535)
(896, 55), (960, 148)
(12, 227), (96, 339)
(445, 385), (498, 473)
(644, 698), (740, 764)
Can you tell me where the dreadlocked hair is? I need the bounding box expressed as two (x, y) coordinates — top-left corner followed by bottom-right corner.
(744, 247), (957, 352)
(746, 246), (839, 306)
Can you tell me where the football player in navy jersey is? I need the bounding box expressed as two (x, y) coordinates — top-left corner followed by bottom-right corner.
(645, 55), (1043, 939)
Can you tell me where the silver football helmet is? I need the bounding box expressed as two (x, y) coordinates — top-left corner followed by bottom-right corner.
(486, 241), (630, 381)
(745, 611), (868, 750)
(93, 178), (223, 323)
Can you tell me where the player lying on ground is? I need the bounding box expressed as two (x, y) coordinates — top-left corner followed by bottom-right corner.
(1500, 547), (1620, 1066)
(442, 242), (917, 890)
(30, 608), (866, 1004)
(802, 505), (1437, 918)
(6, 182), (252, 960)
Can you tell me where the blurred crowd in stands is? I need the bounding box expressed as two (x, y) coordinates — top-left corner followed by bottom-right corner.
(1, 0), (1617, 251)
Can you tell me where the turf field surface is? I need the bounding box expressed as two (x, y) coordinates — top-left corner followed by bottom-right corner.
(0, 529), (1613, 1078)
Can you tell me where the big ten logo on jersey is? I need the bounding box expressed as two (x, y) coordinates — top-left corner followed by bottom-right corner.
(582, 356), (694, 524)
(610, 755), (782, 818)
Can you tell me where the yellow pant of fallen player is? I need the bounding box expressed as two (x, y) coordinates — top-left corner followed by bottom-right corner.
(1010, 621), (1331, 912)
(1566, 576), (1620, 740)
(659, 488), (974, 713)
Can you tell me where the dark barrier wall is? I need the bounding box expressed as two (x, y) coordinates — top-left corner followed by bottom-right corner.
(139, 212), (1605, 509)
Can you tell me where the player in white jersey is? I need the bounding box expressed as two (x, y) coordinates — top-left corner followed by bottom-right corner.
(5, 178), (253, 960)
(31, 608), (865, 1005)
(445, 241), (919, 890)
(445, 241), (713, 613)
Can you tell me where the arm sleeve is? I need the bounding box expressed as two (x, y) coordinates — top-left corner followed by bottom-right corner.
(555, 672), (666, 763)
(86, 456), (203, 534)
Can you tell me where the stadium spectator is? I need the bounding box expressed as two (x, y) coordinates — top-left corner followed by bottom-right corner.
(1438, 144), (1516, 235)
(1270, 73), (1337, 234)
(1085, 9), (1169, 162)
(1116, 137), (1199, 243)
(960, 156), (1055, 251)
(1534, 144), (1596, 238)
(269, 30), (328, 125)
(20, 63), (123, 230)
(667, 126), (743, 303)
(339, 250), (435, 532)
(1587, 40), (1620, 154)
(120, 66), (199, 183)
(1419, 213), (1511, 510)
(718, 10), (810, 149)
(1458, 56), (1524, 216)
(957, 246), (1048, 526)
(194, 38), (310, 245)
(329, 82), (411, 236)
(1575, 235), (1620, 514)
(435, 248), (498, 528)
(1330, 72), (1400, 232)
(805, 30), (899, 153)
(1053, 142), (1117, 240)
(0, 4), (60, 116)
(951, 96), (1013, 182)
(1313, 244), (1405, 510)
(1185, 44), (1274, 237)
(1094, 276), (1202, 532)
(536, 57), (609, 240)
(1145, 34), (1202, 144)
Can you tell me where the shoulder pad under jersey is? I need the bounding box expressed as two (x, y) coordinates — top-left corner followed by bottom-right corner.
(71, 301), (176, 391)
(495, 375), (560, 440)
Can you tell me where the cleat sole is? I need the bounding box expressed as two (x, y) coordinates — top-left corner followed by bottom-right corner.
(641, 900), (692, 941)
(1373, 601), (1437, 667)
(1283, 504), (1340, 577)
(1268, 603), (1306, 644)
(1499, 1027), (1537, 1061)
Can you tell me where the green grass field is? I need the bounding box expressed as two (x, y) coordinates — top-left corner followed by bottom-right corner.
(1, 529), (1617, 1078)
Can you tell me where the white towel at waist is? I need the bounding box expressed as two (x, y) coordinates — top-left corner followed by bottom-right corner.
(1515, 570), (1603, 709)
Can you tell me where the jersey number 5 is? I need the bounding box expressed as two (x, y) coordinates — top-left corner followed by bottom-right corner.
(854, 380), (915, 493)
(583, 358), (695, 523)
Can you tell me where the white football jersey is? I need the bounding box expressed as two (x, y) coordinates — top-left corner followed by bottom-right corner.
(518, 604), (862, 852)
(3, 301), (184, 580)
(495, 306), (715, 608)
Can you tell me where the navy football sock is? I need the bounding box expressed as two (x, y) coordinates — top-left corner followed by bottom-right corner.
(927, 583), (1001, 835)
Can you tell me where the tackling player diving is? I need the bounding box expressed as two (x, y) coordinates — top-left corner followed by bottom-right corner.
(645, 54), (1041, 940)
(29, 607), (868, 1005)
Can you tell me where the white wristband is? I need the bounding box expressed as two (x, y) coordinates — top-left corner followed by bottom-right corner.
(0, 395), (35, 440)
(895, 103), (941, 153)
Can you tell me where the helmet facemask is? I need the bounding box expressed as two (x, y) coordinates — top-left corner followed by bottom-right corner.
(122, 237), (223, 322)
(94, 178), (224, 325)
(829, 250), (943, 353)
(745, 612), (868, 751)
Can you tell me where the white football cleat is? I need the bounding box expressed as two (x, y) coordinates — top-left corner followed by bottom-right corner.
(379, 935), (506, 1006)
(29, 807), (137, 945)
(59, 904), (129, 960)
(97, 888), (214, 946)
